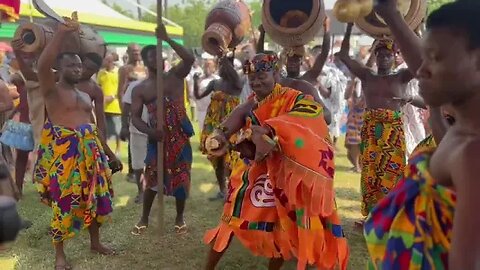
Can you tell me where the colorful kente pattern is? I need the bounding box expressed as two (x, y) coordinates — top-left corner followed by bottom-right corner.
(410, 134), (436, 157)
(144, 97), (193, 200)
(345, 97), (365, 145)
(243, 53), (279, 74)
(364, 148), (455, 270)
(200, 91), (240, 171)
(360, 109), (406, 217)
(204, 85), (348, 270)
(33, 119), (113, 243)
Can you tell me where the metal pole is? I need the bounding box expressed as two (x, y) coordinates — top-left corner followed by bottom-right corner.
(164, 0), (168, 18)
(156, 0), (165, 235)
(136, 0), (142, 20)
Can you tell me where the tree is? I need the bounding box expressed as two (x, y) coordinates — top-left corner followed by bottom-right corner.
(101, 0), (134, 18)
(428, 0), (454, 13)
(143, 0), (213, 48)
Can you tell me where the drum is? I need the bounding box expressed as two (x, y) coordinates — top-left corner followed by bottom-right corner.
(13, 19), (107, 59)
(262, 0), (326, 48)
(202, 0), (251, 56)
(355, 0), (427, 39)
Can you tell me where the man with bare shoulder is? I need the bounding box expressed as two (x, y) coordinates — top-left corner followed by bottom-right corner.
(118, 43), (147, 181)
(364, 1), (480, 269)
(194, 56), (242, 201)
(32, 19), (120, 269)
(118, 43), (147, 96)
(336, 23), (426, 226)
(130, 24), (195, 236)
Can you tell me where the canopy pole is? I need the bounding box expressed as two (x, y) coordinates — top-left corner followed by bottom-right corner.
(156, 0), (165, 236)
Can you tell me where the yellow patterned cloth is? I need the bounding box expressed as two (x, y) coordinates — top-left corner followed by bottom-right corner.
(364, 147), (454, 270)
(360, 109), (406, 217)
(33, 119), (113, 243)
(200, 91), (240, 170)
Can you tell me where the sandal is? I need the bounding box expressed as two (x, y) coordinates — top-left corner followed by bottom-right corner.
(131, 225), (148, 236)
(174, 223), (187, 235)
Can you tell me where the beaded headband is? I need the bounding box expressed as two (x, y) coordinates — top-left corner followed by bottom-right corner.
(375, 39), (398, 53)
(243, 54), (279, 74)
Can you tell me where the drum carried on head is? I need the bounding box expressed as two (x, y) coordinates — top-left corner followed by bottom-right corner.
(202, 0), (252, 57)
(262, 0), (326, 49)
(12, 18), (107, 60)
(333, 0), (427, 39)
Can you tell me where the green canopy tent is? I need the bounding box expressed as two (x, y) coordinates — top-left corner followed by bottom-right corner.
(0, 0), (183, 47)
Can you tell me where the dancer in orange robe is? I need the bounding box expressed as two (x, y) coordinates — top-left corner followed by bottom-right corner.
(203, 53), (348, 270)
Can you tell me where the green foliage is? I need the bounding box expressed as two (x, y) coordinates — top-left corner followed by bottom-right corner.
(142, 0), (263, 49)
(428, 0), (454, 13)
(101, 0), (134, 18)
(142, 0), (214, 48)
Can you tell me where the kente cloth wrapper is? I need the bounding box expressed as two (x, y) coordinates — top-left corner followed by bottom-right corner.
(0, 0), (19, 22)
(364, 148), (455, 270)
(144, 97), (193, 200)
(33, 119), (113, 243)
(410, 134), (436, 158)
(345, 105), (365, 145)
(204, 85), (349, 270)
(200, 91), (240, 171)
(360, 108), (406, 217)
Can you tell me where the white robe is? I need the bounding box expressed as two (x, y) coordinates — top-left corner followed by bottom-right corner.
(397, 64), (426, 156)
(320, 65), (348, 138)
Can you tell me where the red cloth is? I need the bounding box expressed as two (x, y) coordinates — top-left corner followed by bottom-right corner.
(0, 0), (20, 21)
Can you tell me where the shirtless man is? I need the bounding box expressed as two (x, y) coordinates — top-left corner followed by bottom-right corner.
(130, 24), (195, 234)
(194, 56), (242, 201)
(336, 22), (425, 225)
(33, 19), (120, 269)
(118, 43), (147, 181)
(77, 53), (120, 173)
(363, 1), (480, 268)
(77, 53), (108, 139)
(118, 43), (147, 98)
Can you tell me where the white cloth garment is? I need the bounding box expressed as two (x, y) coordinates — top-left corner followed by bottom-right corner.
(396, 63), (426, 156)
(321, 65), (348, 138)
(196, 74), (219, 128)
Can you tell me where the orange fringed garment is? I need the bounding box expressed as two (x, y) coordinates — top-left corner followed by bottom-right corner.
(204, 84), (349, 270)
(0, 0), (19, 22)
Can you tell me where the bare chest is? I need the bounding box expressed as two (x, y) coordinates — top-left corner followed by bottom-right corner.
(54, 89), (93, 113)
(363, 75), (405, 98)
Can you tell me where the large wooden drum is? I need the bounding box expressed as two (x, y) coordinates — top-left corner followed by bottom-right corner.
(262, 0), (325, 48)
(13, 19), (107, 59)
(355, 0), (427, 39)
(202, 0), (251, 57)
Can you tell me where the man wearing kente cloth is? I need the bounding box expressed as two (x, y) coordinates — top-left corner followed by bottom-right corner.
(194, 56), (242, 201)
(130, 24), (195, 235)
(32, 18), (121, 269)
(363, 0), (480, 269)
(203, 53), (348, 270)
(336, 23), (426, 226)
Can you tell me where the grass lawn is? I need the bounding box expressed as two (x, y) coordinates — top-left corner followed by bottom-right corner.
(0, 125), (368, 270)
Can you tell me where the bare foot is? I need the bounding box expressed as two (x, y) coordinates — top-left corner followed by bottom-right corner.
(91, 243), (115, 255)
(55, 253), (71, 270)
